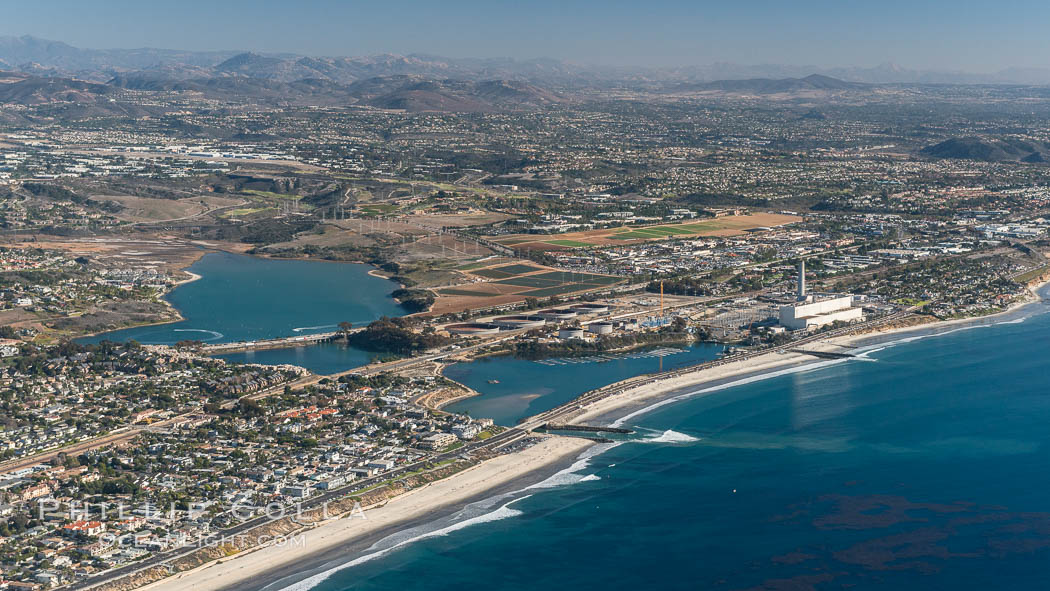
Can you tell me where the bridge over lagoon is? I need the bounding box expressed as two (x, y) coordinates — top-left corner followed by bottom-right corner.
(202, 330), (346, 354)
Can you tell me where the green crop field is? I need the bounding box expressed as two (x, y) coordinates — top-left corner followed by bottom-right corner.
(530, 271), (621, 285)
(438, 288), (496, 297)
(471, 267), (516, 279)
(492, 276), (562, 288)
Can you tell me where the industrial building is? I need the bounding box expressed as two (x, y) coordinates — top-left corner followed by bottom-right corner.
(778, 260), (863, 330)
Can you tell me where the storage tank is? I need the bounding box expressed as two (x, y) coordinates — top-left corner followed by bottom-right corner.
(558, 328), (585, 339)
(587, 321), (614, 335)
(536, 308), (578, 321)
(492, 315), (546, 330)
(571, 303), (610, 314)
(446, 323), (502, 336)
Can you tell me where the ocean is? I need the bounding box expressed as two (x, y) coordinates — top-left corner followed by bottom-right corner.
(262, 292), (1050, 591)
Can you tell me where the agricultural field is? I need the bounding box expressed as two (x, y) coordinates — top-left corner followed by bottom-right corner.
(427, 262), (624, 315)
(491, 212), (801, 250)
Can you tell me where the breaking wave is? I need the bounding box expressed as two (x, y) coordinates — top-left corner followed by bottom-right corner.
(277, 499), (527, 591)
(272, 442), (617, 591)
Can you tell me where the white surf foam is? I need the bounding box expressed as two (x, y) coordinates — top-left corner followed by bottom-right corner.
(278, 498), (528, 591)
(273, 441), (619, 591)
(523, 441), (619, 491)
(292, 324), (338, 332)
(642, 429), (700, 444)
(172, 328), (223, 340)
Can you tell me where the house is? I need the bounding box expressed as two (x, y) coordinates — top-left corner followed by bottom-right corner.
(281, 485), (312, 499)
(365, 459), (395, 471)
(451, 424), (481, 440)
(63, 520), (106, 537)
(419, 432), (458, 450)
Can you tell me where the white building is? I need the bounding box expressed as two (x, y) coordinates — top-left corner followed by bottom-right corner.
(778, 260), (862, 330)
(779, 295), (862, 330)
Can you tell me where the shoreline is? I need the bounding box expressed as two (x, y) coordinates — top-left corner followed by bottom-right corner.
(138, 436), (593, 591)
(72, 250), (211, 341)
(88, 280), (1050, 591)
(569, 279), (1050, 427)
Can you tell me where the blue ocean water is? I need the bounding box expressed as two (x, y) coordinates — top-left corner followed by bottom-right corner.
(81, 251), (405, 373)
(278, 302), (1050, 591)
(444, 343), (725, 425)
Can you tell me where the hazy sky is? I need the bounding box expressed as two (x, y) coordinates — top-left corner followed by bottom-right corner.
(3, 0), (1047, 71)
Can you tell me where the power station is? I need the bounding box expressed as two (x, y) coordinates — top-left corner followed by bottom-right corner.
(778, 259), (863, 330)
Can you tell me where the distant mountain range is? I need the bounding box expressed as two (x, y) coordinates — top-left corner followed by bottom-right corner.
(0, 68), (565, 115)
(5, 35), (1050, 87)
(670, 74), (865, 94)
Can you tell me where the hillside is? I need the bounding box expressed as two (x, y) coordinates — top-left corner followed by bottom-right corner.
(362, 77), (563, 112)
(0, 73), (118, 104)
(919, 137), (1050, 162)
(0, 67), (563, 115)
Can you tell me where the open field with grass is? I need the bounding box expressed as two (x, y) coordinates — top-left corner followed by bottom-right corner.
(221, 207), (275, 218)
(242, 189), (302, 201)
(96, 195), (244, 223)
(491, 212), (802, 250)
(404, 211), (514, 227)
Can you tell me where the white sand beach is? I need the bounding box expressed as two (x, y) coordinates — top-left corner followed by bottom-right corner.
(142, 435), (592, 591)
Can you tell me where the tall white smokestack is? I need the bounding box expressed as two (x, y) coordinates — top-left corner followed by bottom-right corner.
(797, 259), (806, 301)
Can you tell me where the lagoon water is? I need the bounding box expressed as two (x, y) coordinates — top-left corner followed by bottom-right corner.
(443, 343), (725, 425)
(274, 298), (1050, 591)
(83, 252), (406, 373)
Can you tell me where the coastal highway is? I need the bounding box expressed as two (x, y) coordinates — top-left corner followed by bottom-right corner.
(65, 426), (533, 591)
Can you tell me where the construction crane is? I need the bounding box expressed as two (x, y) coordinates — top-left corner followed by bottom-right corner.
(660, 280), (664, 317)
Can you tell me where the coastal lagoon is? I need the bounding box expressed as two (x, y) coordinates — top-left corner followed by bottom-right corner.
(265, 296), (1050, 591)
(443, 343), (725, 425)
(83, 251), (406, 373)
